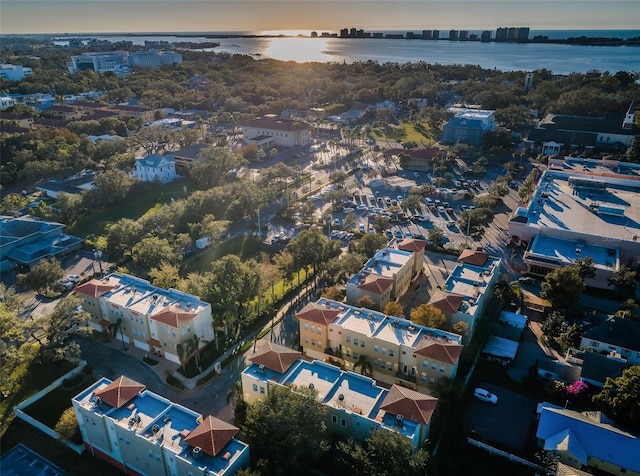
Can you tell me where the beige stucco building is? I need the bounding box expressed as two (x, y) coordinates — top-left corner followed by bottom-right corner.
(75, 273), (214, 365)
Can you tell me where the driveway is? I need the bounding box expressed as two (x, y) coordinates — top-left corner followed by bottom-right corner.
(466, 382), (538, 451)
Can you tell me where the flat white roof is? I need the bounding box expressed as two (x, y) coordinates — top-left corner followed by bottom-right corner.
(524, 170), (640, 243)
(528, 234), (618, 270)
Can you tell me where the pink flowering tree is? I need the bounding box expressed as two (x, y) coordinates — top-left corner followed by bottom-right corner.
(566, 380), (589, 404)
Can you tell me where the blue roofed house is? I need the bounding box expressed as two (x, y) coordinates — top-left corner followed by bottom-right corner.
(132, 154), (178, 184)
(241, 342), (438, 448)
(536, 404), (640, 475)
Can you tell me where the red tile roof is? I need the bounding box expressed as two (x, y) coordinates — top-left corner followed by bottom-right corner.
(380, 385), (438, 425)
(297, 303), (341, 326)
(414, 335), (464, 364)
(358, 274), (394, 294)
(397, 238), (427, 253)
(151, 305), (197, 328)
(458, 249), (489, 266)
(249, 342), (301, 374)
(74, 279), (117, 298)
(429, 292), (464, 316)
(184, 415), (238, 457)
(93, 376), (145, 408)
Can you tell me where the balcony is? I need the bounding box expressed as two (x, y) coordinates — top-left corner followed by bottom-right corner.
(396, 371), (417, 383)
(325, 347), (343, 358)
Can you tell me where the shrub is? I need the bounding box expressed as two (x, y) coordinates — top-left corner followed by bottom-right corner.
(55, 407), (80, 440)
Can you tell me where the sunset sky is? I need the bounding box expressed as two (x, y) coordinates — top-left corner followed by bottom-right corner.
(2, 0), (638, 35)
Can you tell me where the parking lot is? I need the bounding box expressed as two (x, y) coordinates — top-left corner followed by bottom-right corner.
(466, 382), (539, 450)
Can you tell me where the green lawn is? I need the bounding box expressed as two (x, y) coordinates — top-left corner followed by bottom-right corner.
(68, 177), (197, 238)
(372, 121), (434, 144)
(180, 235), (263, 275)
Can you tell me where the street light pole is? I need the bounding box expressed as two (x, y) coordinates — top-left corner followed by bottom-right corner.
(465, 213), (471, 245)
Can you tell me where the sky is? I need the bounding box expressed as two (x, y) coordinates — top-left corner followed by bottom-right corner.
(1, 0), (639, 35)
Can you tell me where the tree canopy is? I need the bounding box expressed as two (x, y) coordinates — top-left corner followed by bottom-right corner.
(593, 365), (640, 431)
(243, 385), (329, 476)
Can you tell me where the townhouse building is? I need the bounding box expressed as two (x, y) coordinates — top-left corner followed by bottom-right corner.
(297, 299), (463, 393)
(346, 245), (419, 310)
(428, 249), (501, 335)
(241, 344), (437, 448)
(75, 273), (214, 364)
(240, 114), (310, 149)
(73, 376), (249, 476)
(109, 105), (160, 123)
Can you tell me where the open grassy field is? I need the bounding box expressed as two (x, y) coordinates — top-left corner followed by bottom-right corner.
(372, 121), (435, 144)
(68, 177), (197, 238)
(180, 235), (263, 275)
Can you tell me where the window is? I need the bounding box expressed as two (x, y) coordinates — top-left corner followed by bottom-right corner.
(372, 360), (378, 366)
(317, 328), (321, 334)
(421, 373), (427, 382)
(317, 341), (322, 348)
(590, 341), (599, 347)
(429, 377), (435, 384)
(340, 418), (346, 427)
(353, 338), (359, 346)
(260, 386), (265, 394)
(346, 349), (351, 357)
(252, 384), (258, 392)
(346, 336), (351, 343)
(353, 352), (359, 359)
(439, 365), (445, 373)
(378, 358), (384, 367)
(422, 359), (429, 368)
(332, 415), (337, 424)
(374, 345), (379, 352)
(381, 347), (387, 355)
(389, 349), (394, 357)
(360, 341), (365, 348)
(304, 323), (309, 330)
(431, 363), (437, 370)
(304, 337), (309, 344)
(311, 339), (316, 346)
(387, 362), (393, 370)
(311, 325), (315, 332)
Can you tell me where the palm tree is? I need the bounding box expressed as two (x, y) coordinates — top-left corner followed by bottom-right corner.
(111, 318), (127, 350)
(353, 355), (373, 376)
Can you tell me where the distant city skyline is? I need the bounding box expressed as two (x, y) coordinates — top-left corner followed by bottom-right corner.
(1, 0), (638, 35)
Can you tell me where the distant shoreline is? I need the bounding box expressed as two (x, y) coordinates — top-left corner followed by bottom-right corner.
(42, 31), (640, 47)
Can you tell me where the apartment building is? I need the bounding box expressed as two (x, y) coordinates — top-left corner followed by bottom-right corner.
(75, 273), (214, 364)
(297, 299), (463, 393)
(241, 345), (437, 448)
(240, 114), (310, 149)
(129, 50), (183, 68)
(0, 64), (33, 81)
(68, 51), (131, 74)
(73, 376), (249, 476)
(509, 159), (640, 287)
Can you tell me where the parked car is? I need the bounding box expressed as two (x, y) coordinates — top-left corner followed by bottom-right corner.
(66, 274), (80, 283)
(57, 279), (74, 290)
(358, 224), (366, 232)
(473, 388), (498, 404)
(334, 218), (341, 227)
(518, 277), (537, 286)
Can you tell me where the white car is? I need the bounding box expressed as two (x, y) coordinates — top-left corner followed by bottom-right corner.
(66, 274), (80, 283)
(358, 224), (366, 232)
(473, 388), (498, 404)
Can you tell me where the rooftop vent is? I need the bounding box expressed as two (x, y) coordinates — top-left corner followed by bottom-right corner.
(163, 415), (171, 424)
(338, 393), (344, 401)
(258, 364), (265, 372)
(396, 414), (404, 421)
(309, 383), (314, 390)
(151, 424), (160, 434)
(192, 446), (203, 459)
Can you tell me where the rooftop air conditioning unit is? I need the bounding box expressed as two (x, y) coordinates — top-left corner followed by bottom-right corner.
(192, 447), (203, 459)
(258, 364), (265, 372)
(308, 383), (314, 390)
(396, 414), (404, 421)
(151, 424), (160, 434)
(338, 394), (345, 401)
